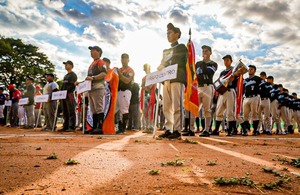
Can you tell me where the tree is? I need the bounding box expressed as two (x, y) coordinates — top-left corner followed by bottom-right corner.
(0, 36), (55, 89)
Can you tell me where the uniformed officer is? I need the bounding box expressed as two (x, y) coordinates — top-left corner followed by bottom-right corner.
(258, 72), (272, 135)
(157, 23), (188, 139)
(241, 65), (262, 136)
(213, 55), (238, 136)
(196, 45), (218, 137)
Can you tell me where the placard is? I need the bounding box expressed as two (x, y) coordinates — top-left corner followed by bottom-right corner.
(18, 98), (29, 105)
(35, 95), (49, 103)
(51, 90), (67, 100)
(145, 64), (178, 86)
(4, 100), (12, 106)
(77, 80), (91, 94)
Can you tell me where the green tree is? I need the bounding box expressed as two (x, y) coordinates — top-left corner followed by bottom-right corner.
(0, 36), (55, 89)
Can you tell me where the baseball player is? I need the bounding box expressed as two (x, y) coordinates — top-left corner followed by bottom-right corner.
(196, 45), (218, 137)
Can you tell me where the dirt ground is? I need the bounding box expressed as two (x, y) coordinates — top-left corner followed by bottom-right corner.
(0, 126), (300, 195)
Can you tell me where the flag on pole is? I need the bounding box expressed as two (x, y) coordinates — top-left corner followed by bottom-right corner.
(184, 28), (199, 117)
(236, 75), (244, 118)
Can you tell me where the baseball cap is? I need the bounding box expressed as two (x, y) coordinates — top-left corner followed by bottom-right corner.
(8, 83), (15, 90)
(248, 65), (256, 71)
(88, 46), (102, 53)
(267, 76), (273, 80)
(26, 76), (34, 81)
(63, 60), (74, 67)
(278, 84), (283, 88)
(167, 23), (181, 38)
(222, 55), (232, 61)
(260, 71), (266, 76)
(0, 87), (4, 91)
(201, 45), (212, 52)
(35, 85), (41, 90)
(45, 72), (55, 78)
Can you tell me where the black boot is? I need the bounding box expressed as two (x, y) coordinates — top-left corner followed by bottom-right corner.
(231, 121), (238, 135)
(241, 121), (249, 136)
(182, 118), (189, 132)
(98, 113), (104, 133)
(288, 125), (294, 134)
(211, 120), (221, 135)
(201, 119), (205, 131)
(122, 113), (129, 133)
(252, 120), (260, 136)
(227, 121), (236, 136)
(90, 114), (102, 134)
(195, 117), (200, 133)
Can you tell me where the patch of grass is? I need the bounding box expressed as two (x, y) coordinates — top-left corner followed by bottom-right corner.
(156, 137), (163, 140)
(65, 158), (79, 165)
(134, 140), (142, 143)
(254, 152), (262, 155)
(97, 136), (102, 139)
(207, 160), (217, 166)
(182, 138), (198, 144)
(148, 169), (160, 175)
(232, 144), (238, 146)
(290, 158), (300, 168)
(219, 142), (227, 145)
(262, 142), (268, 146)
(213, 176), (255, 186)
(275, 155), (290, 165)
(46, 153), (58, 159)
(36, 147), (42, 150)
(161, 159), (184, 166)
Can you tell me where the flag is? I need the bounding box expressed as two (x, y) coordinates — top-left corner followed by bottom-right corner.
(184, 29), (199, 117)
(236, 75), (244, 118)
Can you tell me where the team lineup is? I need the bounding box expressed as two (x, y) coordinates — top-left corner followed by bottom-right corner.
(0, 23), (299, 137)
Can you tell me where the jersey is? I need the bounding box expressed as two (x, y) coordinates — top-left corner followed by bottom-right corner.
(244, 75), (262, 97)
(118, 66), (134, 91)
(269, 84), (280, 102)
(219, 66), (238, 89)
(61, 71), (77, 93)
(259, 80), (272, 99)
(195, 60), (218, 86)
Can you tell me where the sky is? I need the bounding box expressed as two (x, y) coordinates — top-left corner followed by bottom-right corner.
(0, 0), (299, 93)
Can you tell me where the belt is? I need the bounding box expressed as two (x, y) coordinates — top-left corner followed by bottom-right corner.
(246, 94), (257, 98)
(198, 83), (211, 87)
(261, 97), (269, 100)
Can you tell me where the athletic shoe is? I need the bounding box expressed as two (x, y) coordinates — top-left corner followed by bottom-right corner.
(158, 130), (172, 138)
(65, 128), (76, 132)
(167, 130), (181, 139)
(199, 131), (210, 137)
(182, 130), (195, 136)
(211, 130), (219, 135)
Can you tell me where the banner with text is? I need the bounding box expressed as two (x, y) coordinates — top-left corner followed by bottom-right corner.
(4, 100), (12, 107)
(145, 64), (178, 86)
(51, 90), (67, 100)
(77, 80), (91, 94)
(18, 98), (29, 105)
(35, 95), (49, 103)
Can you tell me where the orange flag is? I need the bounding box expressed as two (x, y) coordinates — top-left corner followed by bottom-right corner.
(184, 30), (199, 117)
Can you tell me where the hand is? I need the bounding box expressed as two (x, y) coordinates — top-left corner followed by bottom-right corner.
(157, 65), (164, 71)
(85, 76), (93, 81)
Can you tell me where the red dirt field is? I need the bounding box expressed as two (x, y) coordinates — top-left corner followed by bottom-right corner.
(0, 126), (300, 195)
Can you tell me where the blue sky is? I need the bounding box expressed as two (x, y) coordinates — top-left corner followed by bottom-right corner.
(0, 0), (299, 93)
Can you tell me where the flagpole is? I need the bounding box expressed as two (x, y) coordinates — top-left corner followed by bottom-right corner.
(152, 83), (161, 138)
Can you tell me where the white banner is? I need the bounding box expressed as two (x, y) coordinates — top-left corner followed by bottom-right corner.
(51, 90), (67, 100)
(4, 100), (12, 106)
(145, 64), (178, 86)
(77, 80), (91, 94)
(35, 95), (49, 103)
(18, 98), (29, 105)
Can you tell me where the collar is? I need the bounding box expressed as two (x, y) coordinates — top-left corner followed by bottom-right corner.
(171, 41), (179, 47)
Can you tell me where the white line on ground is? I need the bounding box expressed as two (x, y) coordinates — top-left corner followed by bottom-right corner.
(200, 137), (234, 143)
(169, 143), (179, 151)
(200, 143), (300, 175)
